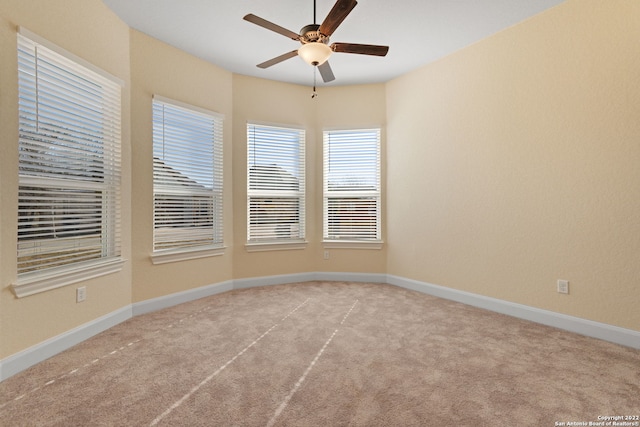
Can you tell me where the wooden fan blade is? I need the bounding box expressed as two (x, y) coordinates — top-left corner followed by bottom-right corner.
(318, 61), (335, 83)
(331, 42), (389, 56)
(257, 50), (299, 69)
(319, 0), (358, 37)
(243, 14), (300, 40)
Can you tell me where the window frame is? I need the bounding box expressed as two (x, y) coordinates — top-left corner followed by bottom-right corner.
(323, 128), (383, 249)
(246, 122), (307, 252)
(13, 28), (124, 298)
(151, 95), (225, 264)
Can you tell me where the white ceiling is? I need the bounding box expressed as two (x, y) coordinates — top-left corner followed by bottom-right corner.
(102, 0), (565, 87)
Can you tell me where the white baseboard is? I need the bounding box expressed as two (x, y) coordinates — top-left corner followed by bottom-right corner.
(0, 306), (132, 382)
(234, 272), (317, 289)
(387, 274), (640, 350)
(3, 273), (638, 382)
(233, 272), (387, 289)
(132, 280), (234, 316)
(315, 271), (387, 283)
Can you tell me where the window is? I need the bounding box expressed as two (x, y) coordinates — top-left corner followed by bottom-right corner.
(16, 29), (123, 296)
(152, 96), (223, 262)
(247, 123), (305, 247)
(323, 128), (381, 243)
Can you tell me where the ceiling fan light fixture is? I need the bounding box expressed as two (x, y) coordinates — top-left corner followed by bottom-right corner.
(298, 42), (332, 66)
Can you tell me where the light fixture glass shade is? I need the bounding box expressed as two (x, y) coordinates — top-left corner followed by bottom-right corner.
(298, 42), (332, 66)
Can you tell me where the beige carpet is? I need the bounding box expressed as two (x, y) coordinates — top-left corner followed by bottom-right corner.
(1, 281), (638, 426)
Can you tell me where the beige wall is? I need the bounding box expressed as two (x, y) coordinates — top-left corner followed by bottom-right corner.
(1, 0), (638, 365)
(0, 0), (132, 358)
(386, 0), (640, 330)
(130, 30), (234, 303)
(231, 75), (318, 279)
(231, 77), (388, 278)
(315, 84), (387, 273)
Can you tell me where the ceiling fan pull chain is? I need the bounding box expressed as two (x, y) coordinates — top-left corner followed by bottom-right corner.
(312, 67), (318, 98)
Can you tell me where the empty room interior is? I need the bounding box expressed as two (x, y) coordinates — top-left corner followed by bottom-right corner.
(0, 0), (638, 425)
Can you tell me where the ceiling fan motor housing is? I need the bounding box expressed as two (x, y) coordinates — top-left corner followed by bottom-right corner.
(300, 24), (329, 44)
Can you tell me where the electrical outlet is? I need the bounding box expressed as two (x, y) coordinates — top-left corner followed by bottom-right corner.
(323, 251), (330, 260)
(557, 280), (569, 294)
(76, 286), (87, 303)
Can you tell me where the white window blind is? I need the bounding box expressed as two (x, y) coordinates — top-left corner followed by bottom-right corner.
(17, 33), (122, 277)
(323, 129), (381, 241)
(247, 123), (305, 243)
(153, 97), (223, 252)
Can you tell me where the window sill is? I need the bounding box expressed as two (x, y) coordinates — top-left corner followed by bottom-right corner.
(151, 246), (226, 265)
(322, 240), (384, 250)
(12, 258), (126, 298)
(245, 240), (308, 252)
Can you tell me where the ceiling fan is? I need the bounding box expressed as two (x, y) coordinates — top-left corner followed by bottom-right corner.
(243, 0), (389, 83)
